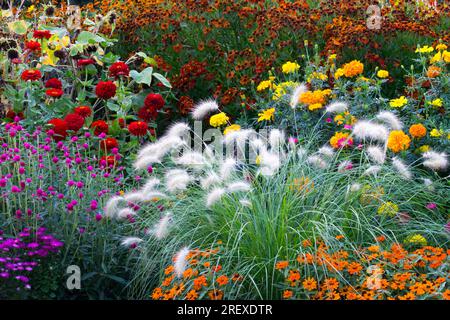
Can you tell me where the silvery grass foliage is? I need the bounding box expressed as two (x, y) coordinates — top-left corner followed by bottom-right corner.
(105, 101), (449, 299)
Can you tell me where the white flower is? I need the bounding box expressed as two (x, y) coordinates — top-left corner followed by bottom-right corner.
(206, 188), (226, 207)
(317, 146), (334, 158)
(392, 157), (412, 180)
(174, 151), (206, 169)
(118, 208), (136, 220)
(226, 181), (251, 193)
(350, 183), (362, 192)
(200, 172), (221, 190)
(353, 121), (389, 142)
(165, 169), (191, 193)
(376, 111), (403, 130)
(325, 101), (348, 114)
(123, 192), (145, 204)
(153, 212), (172, 240)
(366, 145), (386, 164)
(166, 122), (190, 138)
(104, 196), (123, 218)
(120, 237), (143, 247)
(290, 84), (307, 109)
(174, 247), (190, 278)
(220, 158), (237, 180)
(307, 155), (328, 169)
(363, 165), (381, 176)
(422, 151), (448, 171)
(269, 129), (285, 150)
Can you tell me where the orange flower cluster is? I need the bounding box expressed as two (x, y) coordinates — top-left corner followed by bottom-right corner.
(278, 240), (449, 300)
(151, 245), (243, 300)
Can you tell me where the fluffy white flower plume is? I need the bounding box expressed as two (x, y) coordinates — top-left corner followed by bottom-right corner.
(220, 158), (237, 180)
(392, 157), (412, 180)
(422, 151), (448, 171)
(307, 155), (328, 169)
(124, 191), (145, 204)
(239, 199), (252, 208)
(318, 146), (334, 158)
(120, 237), (143, 247)
(153, 212), (172, 240)
(200, 172), (221, 190)
(326, 101), (348, 114)
(166, 122), (190, 138)
(349, 183), (362, 192)
(376, 111), (403, 130)
(363, 165), (381, 176)
(174, 151), (206, 169)
(269, 129), (285, 150)
(250, 138), (267, 153)
(366, 145), (386, 164)
(104, 196), (123, 218)
(206, 188), (226, 207)
(226, 181), (251, 193)
(143, 191), (168, 202)
(258, 150), (281, 175)
(133, 154), (162, 170)
(118, 208), (136, 220)
(290, 84), (307, 109)
(353, 121), (389, 142)
(135, 136), (185, 168)
(174, 247), (190, 277)
(338, 160), (353, 173)
(191, 99), (219, 120)
(165, 169), (191, 193)
(142, 178), (160, 194)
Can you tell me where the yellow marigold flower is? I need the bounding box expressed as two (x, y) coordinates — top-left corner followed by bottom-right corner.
(409, 124), (427, 139)
(282, 61), (300, 74)
(334, 68), (345, 79)
(430, 50), (450, 64)
(387, 130), (411, 153)
(415, 45), (434, 53)
(377, 202), (399, 217)
(27, 5), (35, 13)
(272, 81), (297, 100)
(342, 60), (364, 77)
(257, 108), (275, 122)
(257, 79), (273, 91)
(430, 128), (443, 138)
(405, 234), (427, 246)
(307, 72), (328, 82)
(330, 132), (353, 149)
(436, 43), (448, 51)
(209, 112), (229, 127)
(417, 145), (430, 153)
(299, 89), (331, 106)
(223, 124), (241, 135)
(429, 98), (443, 107)
(308, 103), (323, 111)
(389, 96), (408, 108)
(377, 70), (389, 78)
(328, 54), (337, 61)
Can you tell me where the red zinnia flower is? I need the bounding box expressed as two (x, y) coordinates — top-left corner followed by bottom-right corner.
(46, 88), (63, 98)
(109, 61), (130, 78)
(33, 30), (52, 39)
(95, 81), (116, 99)
(91, 120), (109, 135)
(74, 106), (92, 118)
(25, 40), (41, 52)
(100, 155), (118, 168)
(21, 69), (42, 81)
(64, 113), (85, 132)
(47, 118), (68, 141)
(144, 93), (165, 110)
(128, 121), (148, 137)
(45, 78), (62, 89)
(100, 137), (119, 151)
(77, 59), (95, 67)
(118, 118), (126, 128)
(137, 106), (158, 122)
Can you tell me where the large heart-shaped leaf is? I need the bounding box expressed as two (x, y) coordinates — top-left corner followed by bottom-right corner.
(153, 72), (172, 88)
(130, 67), (153, 86)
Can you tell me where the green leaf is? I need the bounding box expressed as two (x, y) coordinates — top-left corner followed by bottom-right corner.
(153, 72), (172, 88)
(130, 67), (153, 86)
(77, 31), (106, 45)
(8, 20), (29, 35)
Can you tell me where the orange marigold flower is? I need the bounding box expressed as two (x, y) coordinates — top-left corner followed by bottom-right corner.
(185, 289), (199, 300)
(275, 261), (289, 270)
(287, 270), (301, 286)
(151, 287), (163, 300)
(283, 290), (293, 299)
(442, 290), (450, 300)
(387, 130), (411, 153)
(347, 262), (363, 275)
(302, 277), (317, 291)
(208, 289), (224, 300)
(164, 265), (174, 275)
(323, 278), (339, 291)
(193, 275), (208, 291)
(342, 60), (364, 77)
(409, 124), (427, 139)
(426, 65), (441, 78)
(216, 275), (229, 286)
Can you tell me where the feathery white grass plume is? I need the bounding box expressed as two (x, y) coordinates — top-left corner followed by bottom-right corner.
(250, 138), (267, 153)
(376, 111), (403, 130)
(153, 212), (172, 240)
(392, 157), (412, 180)
(318, 146), (334, 158)
(353, 121), (389, 142)
(325, 101), (348, 114)
(143, 191), (168, 201)
(226, 181), (251, 193)
(124, 191), (145, 204)
(120, 237), (143, 247)
(338, 160), (353, 173)
(174, 151), (206, 169)
(104, 196), (123, 218)
(200, 172), (221, 190)
(350, 183), (362, 192)
(239, 199), (252, 208)
(269, 129), (285, 150)
(136, 135), (185, 161)
(223, 130), (242, 145)
(220, 158), (237, 180)
(363, 165), (381, 176)
(165, 169), (191, 193)
(422, 178), (435, 191)
(307, 155), (328, 169)
(118, 208), (136, 220)
(366, 145), (386, 164)
(166, 122), (190, 138)
(258, 150), (281, 172)
(191, 99), (219, 120)
(134, 155), (162, 170)
(206, 188), (226, 208)
(297, 147), (308, 159)
(174, 247), (190, 278)
(290, 84), (307, 109)
(141, 178), (160, 194)
(422, 151), (448, 171)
